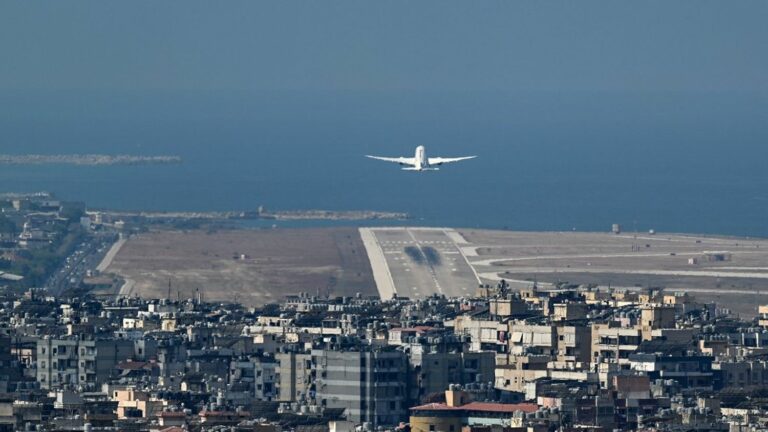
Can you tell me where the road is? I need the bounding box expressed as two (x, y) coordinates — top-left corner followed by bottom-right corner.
(45, 231), (118, 296)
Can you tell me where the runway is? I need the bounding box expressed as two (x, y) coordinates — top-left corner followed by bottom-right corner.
(359, 227), (481, 299)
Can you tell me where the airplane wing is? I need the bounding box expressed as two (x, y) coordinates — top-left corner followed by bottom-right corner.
(365, 155), (416, 166)
(427, 156), (477, 166)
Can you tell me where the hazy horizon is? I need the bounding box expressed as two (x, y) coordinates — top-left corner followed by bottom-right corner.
(1, 2), (767, 236)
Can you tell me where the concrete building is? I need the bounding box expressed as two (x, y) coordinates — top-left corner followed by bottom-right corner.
(408, 347), (495, 403)
(713, 360), (768, 389)
(312, 348), (408, 426)
(37, 338), (134, 390)
(276, 352), (312, 402)
(591, 325), (642, 366)
(639, 304), (676, 340)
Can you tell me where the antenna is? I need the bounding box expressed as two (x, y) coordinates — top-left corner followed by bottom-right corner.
(167, 278), (171, 300)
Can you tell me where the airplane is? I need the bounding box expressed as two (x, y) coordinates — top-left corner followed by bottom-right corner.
(365, 146), (476, 171)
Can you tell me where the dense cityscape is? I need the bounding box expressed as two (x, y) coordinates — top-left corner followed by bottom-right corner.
(2, 195), (768, 431)
(3, 3), (767, 431)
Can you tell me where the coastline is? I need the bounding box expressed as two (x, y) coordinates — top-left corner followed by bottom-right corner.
(0, 154), (182, 166)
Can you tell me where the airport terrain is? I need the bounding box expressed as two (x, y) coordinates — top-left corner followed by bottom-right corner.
(105, 228), (377, 306)
(104, 227), (768, 315)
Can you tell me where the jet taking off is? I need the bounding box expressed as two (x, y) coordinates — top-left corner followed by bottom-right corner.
(366, 146), (476, 171)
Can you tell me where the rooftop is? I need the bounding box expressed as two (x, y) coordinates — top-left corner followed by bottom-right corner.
(410, 402), (539, 414)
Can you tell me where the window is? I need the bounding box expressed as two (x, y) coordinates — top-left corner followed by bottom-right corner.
(450, 426), (455, 432)
(429, 425), (435, 432)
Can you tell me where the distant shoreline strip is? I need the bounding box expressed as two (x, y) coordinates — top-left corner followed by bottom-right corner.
(0, 154), (182, 166)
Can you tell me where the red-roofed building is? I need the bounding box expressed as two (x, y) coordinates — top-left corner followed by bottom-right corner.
(157, 411), (186, 428)
(409, 389), (539, 432)
(199, 410), (251, 426)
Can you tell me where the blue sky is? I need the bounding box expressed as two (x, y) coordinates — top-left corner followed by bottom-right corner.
(1, 1), (766, 93)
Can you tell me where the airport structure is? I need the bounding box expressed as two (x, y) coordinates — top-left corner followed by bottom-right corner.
(3, 195), (768, 431)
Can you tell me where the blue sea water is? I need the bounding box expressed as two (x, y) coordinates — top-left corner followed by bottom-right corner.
(0, 90), (766, 237)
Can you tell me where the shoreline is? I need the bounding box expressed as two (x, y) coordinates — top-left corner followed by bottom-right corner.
(87, 208), (410, 222)
(0, 154), (181, 166)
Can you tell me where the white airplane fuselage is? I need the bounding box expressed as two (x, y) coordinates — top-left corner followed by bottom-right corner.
(365, 146), (475, 171)
(405, 145), (435, 171)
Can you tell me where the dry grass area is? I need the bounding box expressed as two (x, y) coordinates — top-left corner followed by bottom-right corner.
(459, 229), (768, 317)
(107, 228), (376, 306)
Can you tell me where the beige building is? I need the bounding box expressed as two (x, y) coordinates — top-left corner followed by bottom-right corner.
(112, 388), (168, 419)
(495, 354), (548, 392)
(489, 297), (528, 318)
(639, 304), (675, 340)
(552, 302), (588, 321)
(759, 305), (768, 329)
(508, 323), (590, 366)
(591, 324), (642, 366)
(453, 316), (506, 352)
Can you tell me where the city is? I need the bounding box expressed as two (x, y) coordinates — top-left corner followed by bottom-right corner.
(2, 2), (767, 431)
(2, 195), (768, 431)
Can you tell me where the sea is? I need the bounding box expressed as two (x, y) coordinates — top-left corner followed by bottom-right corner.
(1, 90), (766, 237)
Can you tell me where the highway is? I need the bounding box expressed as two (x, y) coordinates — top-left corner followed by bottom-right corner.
(44, 232), (118, 297)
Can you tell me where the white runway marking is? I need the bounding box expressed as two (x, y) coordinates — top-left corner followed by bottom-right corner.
(359, 228), (397, 299)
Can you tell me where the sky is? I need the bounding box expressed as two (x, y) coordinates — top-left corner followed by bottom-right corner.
(1, 1), (766, 94)
(0, 2), (767, 236)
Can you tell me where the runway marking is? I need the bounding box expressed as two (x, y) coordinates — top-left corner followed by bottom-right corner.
(444, 229), (482, 284)
(406, 228), (444, 295)
(359, 228), (398, 300)
(496, 267), (768, 279)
